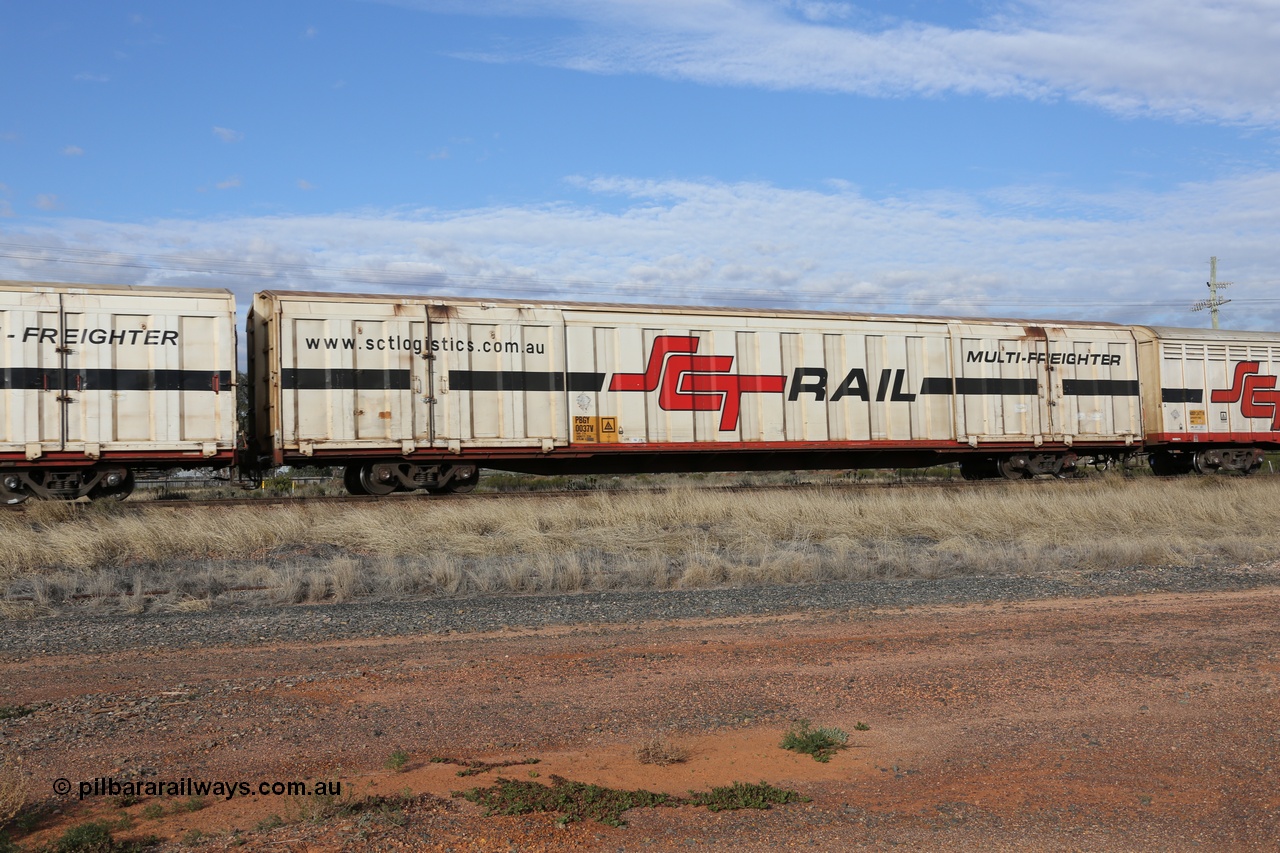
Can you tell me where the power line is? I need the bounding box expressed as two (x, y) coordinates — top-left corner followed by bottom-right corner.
(0, 241), (1273, 312)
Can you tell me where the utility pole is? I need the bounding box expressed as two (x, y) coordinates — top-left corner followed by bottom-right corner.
(1191, 256), (1232, 329)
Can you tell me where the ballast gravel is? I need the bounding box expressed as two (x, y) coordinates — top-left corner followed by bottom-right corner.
(2, 562), (1274, 656)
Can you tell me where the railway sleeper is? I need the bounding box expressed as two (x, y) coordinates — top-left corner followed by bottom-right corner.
(343, 462), (480, 496)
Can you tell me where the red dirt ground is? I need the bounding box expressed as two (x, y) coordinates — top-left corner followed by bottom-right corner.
(3, 587), (1279, 851)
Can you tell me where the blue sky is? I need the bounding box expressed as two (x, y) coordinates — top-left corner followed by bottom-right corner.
(2, 0), (1279, 331)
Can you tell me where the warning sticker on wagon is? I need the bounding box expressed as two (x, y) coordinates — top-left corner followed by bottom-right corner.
(573, 416), (619, 443)
(1189, 409), (1207, 430)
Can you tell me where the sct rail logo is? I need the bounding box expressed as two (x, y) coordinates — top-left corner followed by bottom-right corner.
(608, 336), (786, 431)
(1211, 361), (1280, 430)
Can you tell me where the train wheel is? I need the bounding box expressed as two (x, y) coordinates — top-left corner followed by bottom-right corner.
(357, 463), (398, 496)
(997, 457), (1029, 480)
(1, 474), (28, 506)
(89, 470), (135, 501)
(343, 465), (369, 496)
(442, 466), (479, 494)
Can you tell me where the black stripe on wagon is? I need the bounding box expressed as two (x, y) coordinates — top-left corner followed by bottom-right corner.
(448, 370), (606, 392)
(1161, 387), (1204, 404)
(918, 377), (954, 394)
(282, 368), (412, 390)
(0, 367), (48, 390)
(920, 377), (1039, 395)
(2, 368), (232, 392)
(79, 369), (234, 392)
(1062, 379), (1141, 396)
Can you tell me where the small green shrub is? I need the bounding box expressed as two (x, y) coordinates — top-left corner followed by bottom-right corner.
(780, 719), (849, 763)
(687, 781), (809, 812)
(455, 775), (807, 827)
(454, 776), (672, 827)
(383, 750), (410, 772)
(174, 796), (207, 813)
(49, 821), (153, 852)
(51, 821), (117, 852)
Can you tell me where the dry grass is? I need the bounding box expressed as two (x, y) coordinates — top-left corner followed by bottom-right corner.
(635, 735), (691, 766)
(3, 475), (1279, 614)
(0, 749), (27, 827)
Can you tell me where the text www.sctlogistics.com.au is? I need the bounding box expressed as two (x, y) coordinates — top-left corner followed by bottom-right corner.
(55, 776), (342, 801)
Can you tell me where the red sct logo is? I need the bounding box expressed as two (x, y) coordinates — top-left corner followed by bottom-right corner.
(1210, 361), (1280, 430)
(608, 336), (786, 431)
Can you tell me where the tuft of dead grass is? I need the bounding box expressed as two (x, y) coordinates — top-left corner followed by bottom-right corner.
(0, 749), (28, 827)
(635, 735), (691, 766)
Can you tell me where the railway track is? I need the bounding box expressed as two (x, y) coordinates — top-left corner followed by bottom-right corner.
(6, 473), (1108, 512)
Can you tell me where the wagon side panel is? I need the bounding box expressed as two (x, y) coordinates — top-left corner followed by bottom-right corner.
(1, 282), (236, 464)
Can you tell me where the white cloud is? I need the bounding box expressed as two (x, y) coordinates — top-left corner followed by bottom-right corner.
(213, 126), (244, 143)
(4, 171), (1280, 333)
(215, 176), (243, 190)
(297, 179), (317, 190)
(63, 145), (85, 157)
(402, 0), (1280, 126)
(34, 194), (60, 211)
(73, 72), (110, 84)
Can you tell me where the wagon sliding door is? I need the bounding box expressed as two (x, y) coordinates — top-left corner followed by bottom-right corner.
(278, 306), (424, 455)
(60, 293), (234, 454)
(429, 304), (569, 449)
(949, 322), (1139, 445)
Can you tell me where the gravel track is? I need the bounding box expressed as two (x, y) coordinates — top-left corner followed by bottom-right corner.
(5, 562), (1279, 851)
(4, 562), (1276, 657)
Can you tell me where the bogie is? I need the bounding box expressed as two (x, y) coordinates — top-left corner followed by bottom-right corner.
(1149, 447), (1263, 477)
(339, 462), (481, 496)
(0, 467), (134, 503)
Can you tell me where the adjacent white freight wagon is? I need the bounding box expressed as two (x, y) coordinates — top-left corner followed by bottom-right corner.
(1, 281), (237, 502)
(1134, 326), (1280, 474)
(250, 291), (1143, 493)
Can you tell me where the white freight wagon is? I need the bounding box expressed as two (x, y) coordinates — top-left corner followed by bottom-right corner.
(1135, 326), (1280, 474)
(0, 281), (237, 502)
(250, 291), (1143, 493)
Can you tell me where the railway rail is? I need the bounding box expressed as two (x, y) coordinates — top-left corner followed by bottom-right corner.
(5, 471), (1127, 513)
